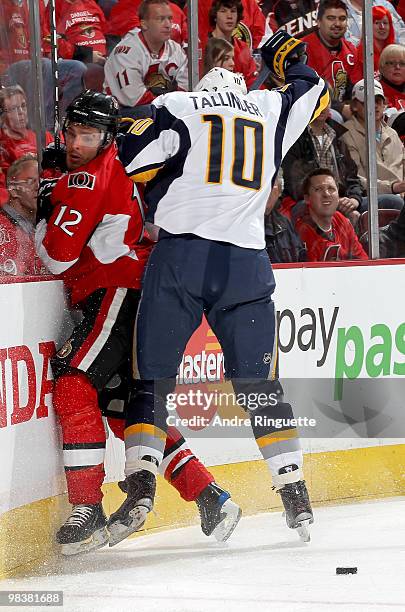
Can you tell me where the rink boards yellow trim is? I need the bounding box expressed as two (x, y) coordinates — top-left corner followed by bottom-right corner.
(1, 444), (404, 580)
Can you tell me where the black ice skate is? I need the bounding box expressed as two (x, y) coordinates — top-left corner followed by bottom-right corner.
(196, 483), (242, 542)
(108, 470), (156, 547)
(56, 503), (109, 556)
(278, 479), (314, 543)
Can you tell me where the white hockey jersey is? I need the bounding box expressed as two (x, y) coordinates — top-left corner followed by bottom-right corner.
(103, 29), (188, 107)
(118, 64), (328, 249)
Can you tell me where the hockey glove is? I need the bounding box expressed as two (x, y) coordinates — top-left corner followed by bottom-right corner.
(41, 142), (67, 173)
(36, 177), (60, 224)
(260, 31), (307, 82)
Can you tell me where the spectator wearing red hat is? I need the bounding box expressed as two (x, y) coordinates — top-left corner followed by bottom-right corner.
(356, 5), (395, 77)
(344, 0), (405, 47)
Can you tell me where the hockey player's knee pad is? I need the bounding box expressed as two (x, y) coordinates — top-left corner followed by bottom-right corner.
(53, 371), (98, 419)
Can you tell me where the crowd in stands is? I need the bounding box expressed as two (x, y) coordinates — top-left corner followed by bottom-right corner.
(0, 0), (405, 273)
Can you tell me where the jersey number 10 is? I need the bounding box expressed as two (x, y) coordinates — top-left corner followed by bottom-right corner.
(202, 114), (264, 190)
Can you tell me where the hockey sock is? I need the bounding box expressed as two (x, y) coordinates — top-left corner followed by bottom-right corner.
(161, 426), (214, 501)
(53, 372), (106, 505)
(124, 380), (169, 476)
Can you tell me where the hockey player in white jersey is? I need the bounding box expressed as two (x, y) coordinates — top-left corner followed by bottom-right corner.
(103, 0), (188, 107)
(108, 31), (329, 546)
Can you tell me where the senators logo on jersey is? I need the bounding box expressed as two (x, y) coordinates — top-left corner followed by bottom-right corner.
(68, 172), (96, 190)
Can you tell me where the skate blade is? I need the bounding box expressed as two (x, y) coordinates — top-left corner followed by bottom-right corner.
(295, 515), (313, 543)
(296, 520), (311, 542)
(108, 506), (148, 547)
(60, 526), (109, 556)
(212, 500), (242, 543)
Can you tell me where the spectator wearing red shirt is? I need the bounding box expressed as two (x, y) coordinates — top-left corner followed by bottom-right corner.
(357, 5), (395, 76)
(379, 44), (405, 111)
(106, 0), (187, 49)
(0, 0), (30, 72)
(0, 86), (53, 178)
(195, 0), (268, 52)
(302, 0), (362, 118)
(207, 0), (257, 87)
(0, 154), (44, 276)
(295, 168), (368, 261)
(41, 0), (107, 65)
(1, 1), (87, 131)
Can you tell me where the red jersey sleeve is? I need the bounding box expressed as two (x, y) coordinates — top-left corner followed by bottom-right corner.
(40, 170), (103, 272)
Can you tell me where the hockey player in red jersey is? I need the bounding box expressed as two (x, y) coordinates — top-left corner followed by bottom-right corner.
(35, 90), (241, 555)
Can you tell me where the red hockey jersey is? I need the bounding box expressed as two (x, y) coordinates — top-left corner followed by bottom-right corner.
(295, 209), (368, 261)
(302, 31), (362, 102)
(42, 0), (107, 59)
(0, 0), (30, 72)
(35, 143), (151, 305)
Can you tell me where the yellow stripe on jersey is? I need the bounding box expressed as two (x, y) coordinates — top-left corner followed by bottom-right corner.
(257, 428), (298, 449)
(202, 114), (225, 184)
(130, 166), (163, 183)
(124, 423), (167, 441)
(271, 335), (278, 381)
(120, 117), (155, 136)
(119, 117), (136, 133)
(128, 118), (154, 135)
(309, 90), (330, 123)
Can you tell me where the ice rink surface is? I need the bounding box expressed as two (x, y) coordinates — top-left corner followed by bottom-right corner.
(2, 497), (405, 612)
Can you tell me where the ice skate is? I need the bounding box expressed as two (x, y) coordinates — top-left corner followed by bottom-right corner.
(56, 503), (109, 556)
(108, 470), (156, 547)
(196, 483), (242, 542)
(278, 479), (313, 542)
